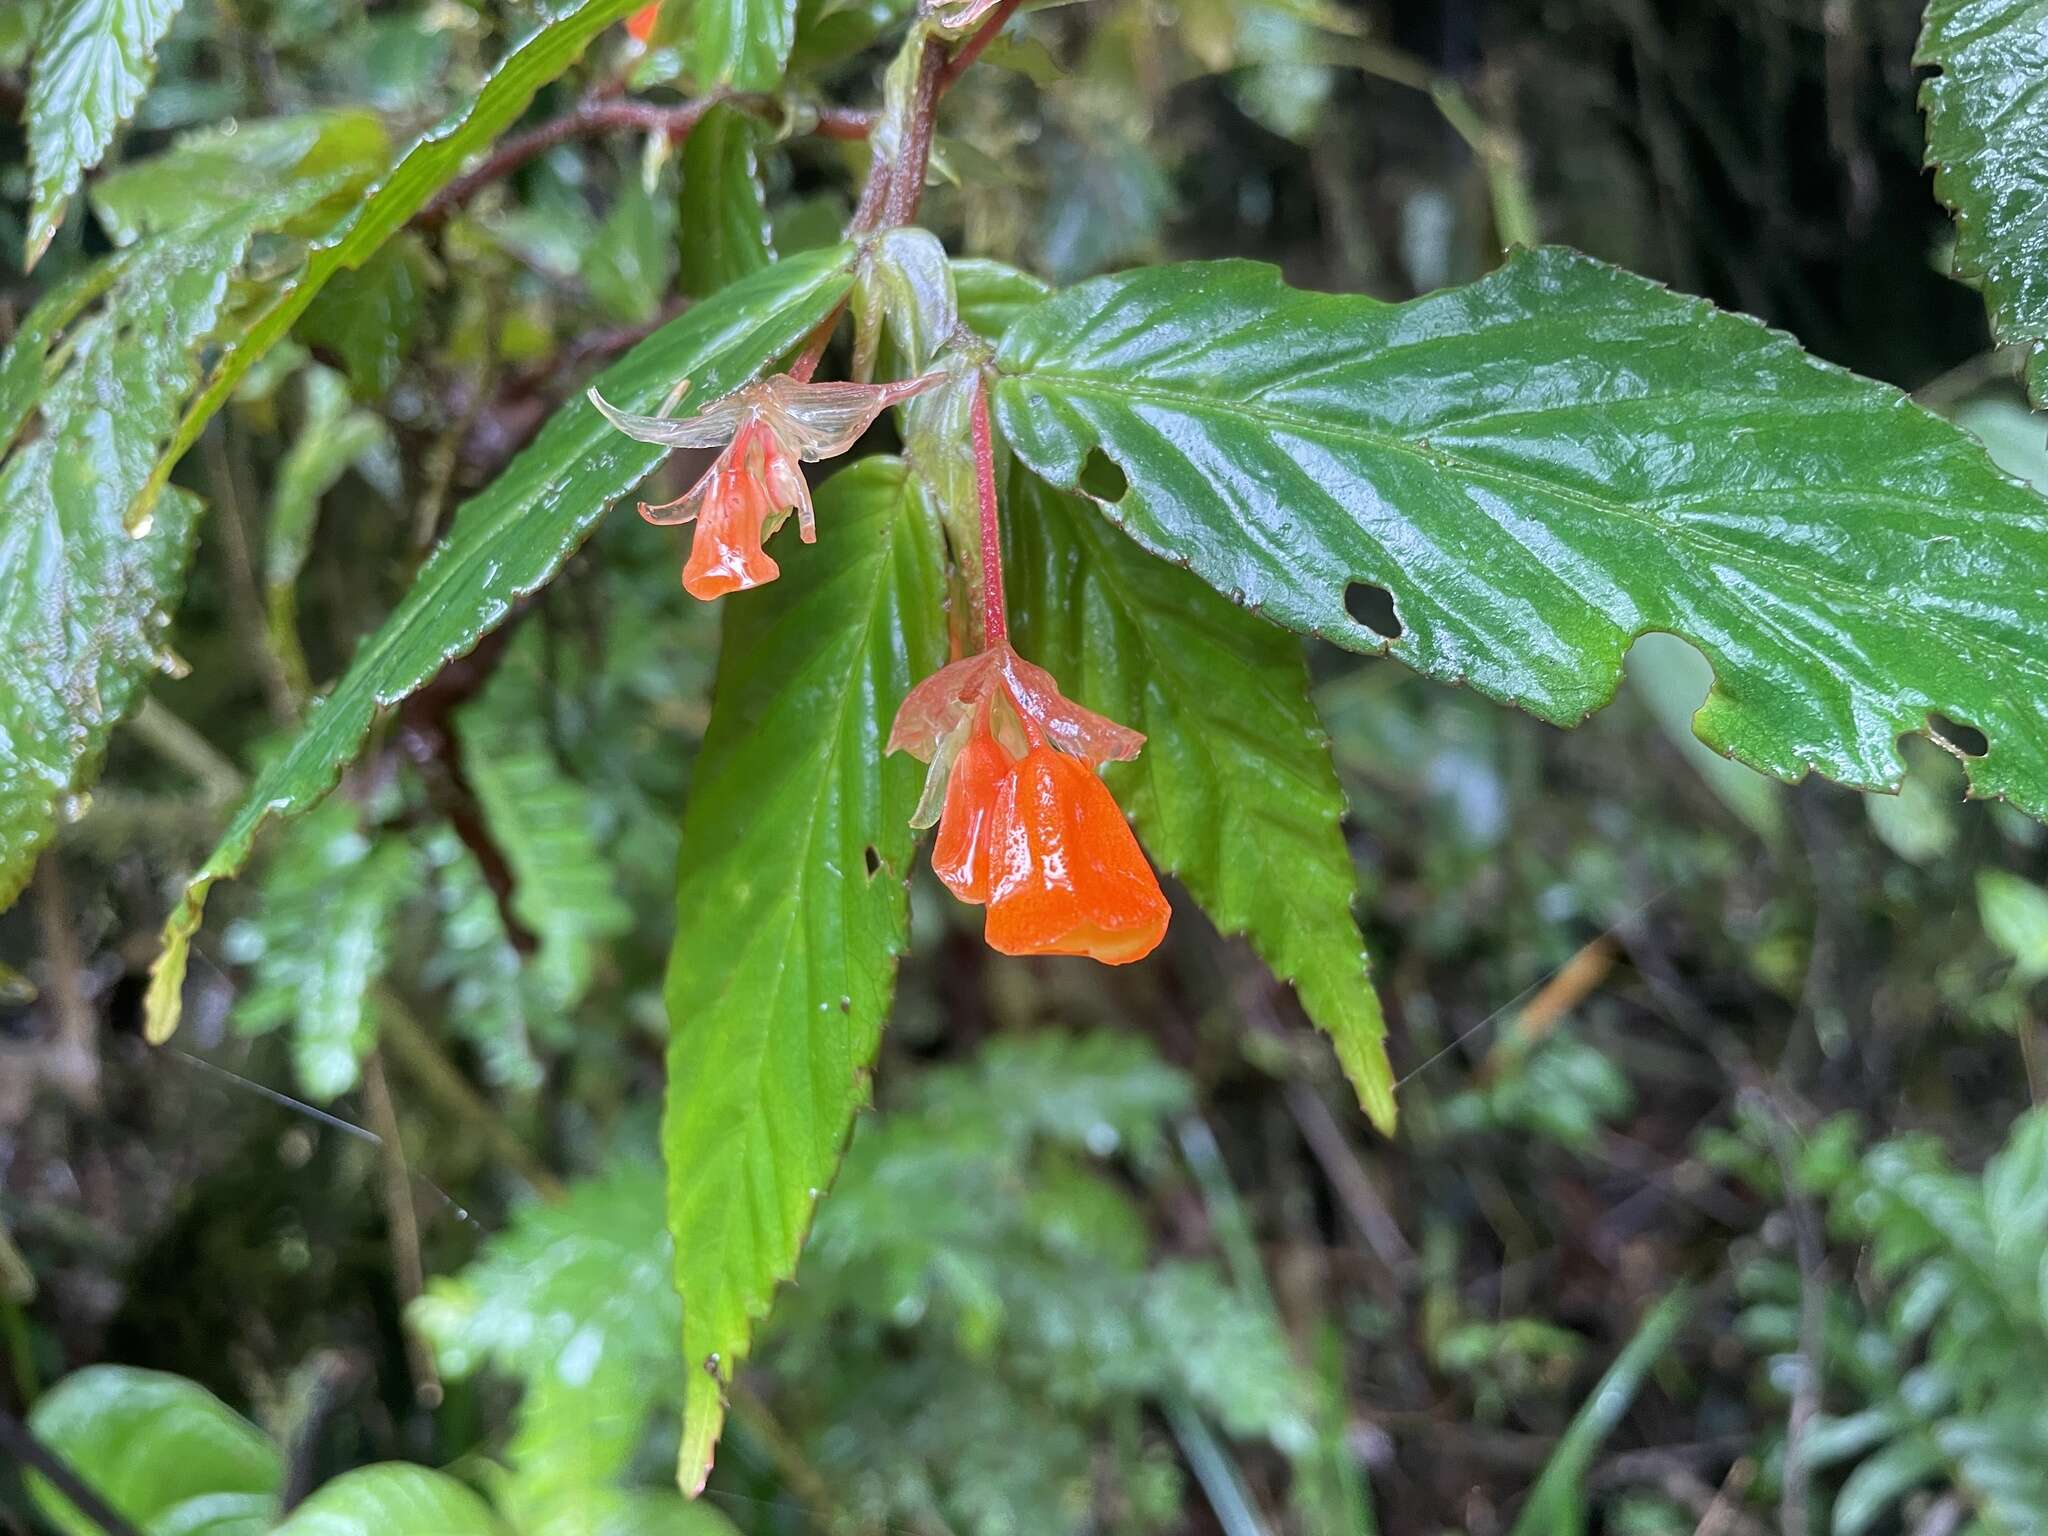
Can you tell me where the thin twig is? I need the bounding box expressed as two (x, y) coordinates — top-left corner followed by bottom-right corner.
(1759, 1092), (1827, 1536)
(360, 1053), (442, 1409)
(32, 858), (98, 1112)
(1283, 1082), (1415, 1278)
(725, 1379), (847, 1530)
(375, 991), (563, 1200)
(127, 699), (247, 803)
(416, 96), (872, 231)
(0, 1410), (147, 1536)
(935, 0), (1026, 91)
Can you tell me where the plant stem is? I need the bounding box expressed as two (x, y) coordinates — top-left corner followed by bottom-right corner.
(418, 96), (873, 231)
(971, 376), (1006, 646)
(880, 40), (947, 229)
(360, 1052), (442, 1410)
(937, 0), (1026, 91)
(375, 991), (564, 1200)
(0, 1409), (147, 1536)
(787, 303), (844, 383)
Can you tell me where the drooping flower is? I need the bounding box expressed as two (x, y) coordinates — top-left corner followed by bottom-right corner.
(590, 372), (937, 600)
(983, 743), (1170, 965)
(889, 643), (1167, 965)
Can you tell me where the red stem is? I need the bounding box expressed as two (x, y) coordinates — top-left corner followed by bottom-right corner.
(419, 96), (873, 230)
(971, 374), (1006, 647)
(937, 0), (1026, 91)
(787, 301), (845, 383)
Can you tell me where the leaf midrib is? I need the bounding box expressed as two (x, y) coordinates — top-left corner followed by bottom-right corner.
(1009, 370), (2048, 687)
(682, 492), (910, 1330)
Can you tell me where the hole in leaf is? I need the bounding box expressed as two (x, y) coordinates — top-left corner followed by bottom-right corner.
(1078, 449), (1128, 503)
(863, 844), (882, 878)
(1928, 713), (1988, 758)
(1345, 582), (1403, 639)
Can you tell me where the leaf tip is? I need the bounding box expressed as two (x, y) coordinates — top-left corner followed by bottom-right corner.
(677, 1371), (727, 1499)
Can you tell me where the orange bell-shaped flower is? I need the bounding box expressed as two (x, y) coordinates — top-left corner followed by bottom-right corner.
(889, 636), (1167, 963)
(983, 744), (1169, 965)
(677, 424), (787, 599)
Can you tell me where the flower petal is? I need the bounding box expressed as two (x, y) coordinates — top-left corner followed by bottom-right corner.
(588, 385), (756, 450)
(996, 650), (1145, 765)
(984, 746), (1168, 964)
(887, 650), (1002, 760)
(761, 374), (943, 460)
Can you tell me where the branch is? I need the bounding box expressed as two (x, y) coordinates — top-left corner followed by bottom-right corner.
(0, 1410), (148, 1536)
(417, 95), (874, 231)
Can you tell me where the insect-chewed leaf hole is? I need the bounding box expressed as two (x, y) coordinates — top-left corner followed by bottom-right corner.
(863, 844), (882, 878)
(1078, 449), (1129, 503)
(1928, 712), (1989, 758)
(1345, 581), (1403, 639)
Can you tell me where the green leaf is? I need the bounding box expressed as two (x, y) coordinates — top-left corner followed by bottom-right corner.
(954, 256), (1054, 342)
(585, 174), (679, 325)
(687, 0), (794, 92)
(225, 802), (421, 1101)
(992, 250), (2048, 821)
(294, 236), (428, 400)
(144, 247), (855, 1042)
(270, 1465), (502, 1536)
(129, 0), (653, 534)
(412, 1160), (676, 1504)
(457, 636), (633, 1011)
(23, 0), (186, 267)
(1919, 0), (2048, 405)
(268, 364), (396, 690)
(677, 102), (773, 298)
(521, 1490), (741, 1536)
(0, 207), (279, 911)
(89, 110), (390, 246)
(662, 455), (946, 1492)
(1004, 468), (1395, 1130)
(1507, 1289), (1691, 1536)
(1980, 869), (2048, 983)
(26, 1365), (281, 1536)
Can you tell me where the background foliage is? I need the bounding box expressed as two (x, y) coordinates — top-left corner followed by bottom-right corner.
(6, 0), (2048, 1533)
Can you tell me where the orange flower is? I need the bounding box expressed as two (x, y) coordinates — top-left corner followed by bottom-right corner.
(590, 373), (936, 601)
(984, 744), (1169, 965)
(626, 3), (660, 42)
(930, 711), (1010, 903)
(890, 643), (1167, 964)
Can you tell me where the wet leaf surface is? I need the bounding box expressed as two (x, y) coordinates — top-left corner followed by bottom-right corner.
(994, 250), (2048, 821)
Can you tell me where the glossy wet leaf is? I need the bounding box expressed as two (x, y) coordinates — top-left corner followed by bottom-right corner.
(1004, 469), (1395, 1131)
(89, 110), (389, 246)
(130, 0), (652, 533)
(143, 248), (856, 1043)
(994, 250), (2048, 821)
(678, 102), (773, 297)
(0, 213), (264, 911)
(23, 0), (185, 266)
(413, 1160), (676, 1504)
(662, 456), (946, 1493)
(26, 1365), (281, 1536)
(269, 1466), (501, 1536)
(1919, 0), (2048, 405)
(686, 0), (793, 93)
